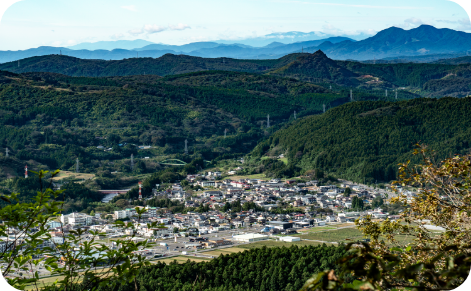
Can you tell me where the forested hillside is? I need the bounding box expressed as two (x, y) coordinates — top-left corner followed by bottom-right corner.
(0, 54), (299, 77)
(250, 98), (471, 183)
(1, 69), (376, 180)
(91, 244), (347, 291)
(2, 52), (471, 97)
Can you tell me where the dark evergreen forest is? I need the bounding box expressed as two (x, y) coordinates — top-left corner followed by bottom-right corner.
(251, 97), (471, 183)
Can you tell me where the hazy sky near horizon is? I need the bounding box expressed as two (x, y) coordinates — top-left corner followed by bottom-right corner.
(0, 0), (470, 50)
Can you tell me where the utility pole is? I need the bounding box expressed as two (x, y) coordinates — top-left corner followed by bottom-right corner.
(76, 158), (79, 173)
(350, 90), (353, 102)
(139, 181), (142, 200)
(267, 114), (270, 128)
(395, 90), (398, 100)
(131, 154), (134, 171)
(184, 139), (188, 155)
(385, 89), (388, 98)
(5, 147), (8, 157)
(323, 104), (326, 113)
(294, 111), (297, 120)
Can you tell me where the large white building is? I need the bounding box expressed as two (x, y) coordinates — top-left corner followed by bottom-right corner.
(60, 212), (93, 226)
(232, 233), (268, 243)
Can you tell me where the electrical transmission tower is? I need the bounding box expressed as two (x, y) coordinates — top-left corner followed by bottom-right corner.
(76, 158), (79, 173)
(184, 139), (188, 155)
(131, 154), (134, 171)
(267, 114), (270, 128)
(5, 147), (8, 157)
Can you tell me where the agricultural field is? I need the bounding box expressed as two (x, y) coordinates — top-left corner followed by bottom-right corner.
(51, 171), (95, 182)
(200, 247), (248, 257)
(294, 227), (364, 243)
(152, 256), (212, 264)
(296, 226), (338, 233)
(239, 240), (330, 249)
(226, 174), (268, 181)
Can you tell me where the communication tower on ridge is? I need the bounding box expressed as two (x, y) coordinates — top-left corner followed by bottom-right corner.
(139, 181), (142, 200)
(25, 165), (28, 178)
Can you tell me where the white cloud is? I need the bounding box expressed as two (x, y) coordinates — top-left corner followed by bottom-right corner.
(395, 18), (430, 29)
(126, 23), (191, 36)
(456, 18), (471, 30)
(322, 24), (342, 35)
(271, 1), (434, 10)
(144, 24), (167, 34)
(169, 23), (191, 31)
(111, 33), (125, 40)
(121, 5), (137, 12)
(128, 28), (144, 36)
(404, 18), (424, 26)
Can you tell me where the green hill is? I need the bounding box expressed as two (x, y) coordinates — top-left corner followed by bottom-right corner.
(1, 69), (366, 176)
(268, 50), (359, 85)
(0, 54), (300, 77)
(3, 52), (471, 97)
(250, 97), (471, 183)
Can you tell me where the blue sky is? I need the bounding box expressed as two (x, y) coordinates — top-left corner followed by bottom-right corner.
(0, 0), (470, 50)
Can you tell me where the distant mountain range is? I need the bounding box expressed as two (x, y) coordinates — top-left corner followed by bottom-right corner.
(0, 37), (353, 63)
(1, 25), (470, 63)
(215, 31), (373, 47)
(68, 39), (155, 50)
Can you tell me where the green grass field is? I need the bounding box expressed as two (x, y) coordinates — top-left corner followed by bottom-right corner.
(152, 256), (212, 264)
(239, 240), (330, 249)
(200, 247), (249, 257)
(295, 227), (364, 242)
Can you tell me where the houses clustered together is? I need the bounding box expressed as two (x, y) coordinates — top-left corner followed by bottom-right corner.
(39, 176), (406, 248)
